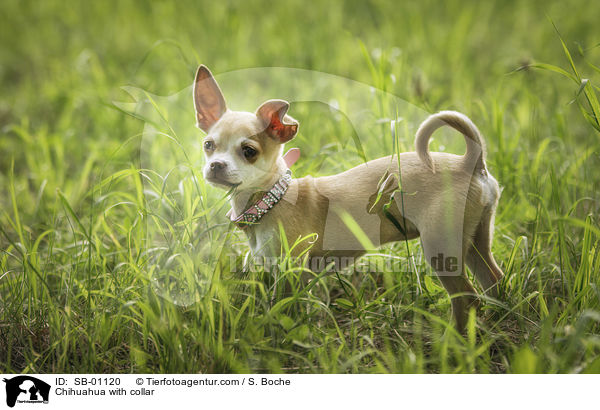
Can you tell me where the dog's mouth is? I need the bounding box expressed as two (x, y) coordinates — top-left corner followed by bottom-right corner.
(205, 175), (241, 188)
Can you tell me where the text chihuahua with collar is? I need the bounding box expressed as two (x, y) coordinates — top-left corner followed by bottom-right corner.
(193, 65), (504, 330)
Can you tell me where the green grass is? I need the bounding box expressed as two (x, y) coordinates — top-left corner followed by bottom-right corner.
(1, 0), (600, 373)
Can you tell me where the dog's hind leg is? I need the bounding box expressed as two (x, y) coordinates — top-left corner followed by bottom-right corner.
(420, 228), (479, 332)
(436, 272), (479, 332)
(466, 207), (504, 298)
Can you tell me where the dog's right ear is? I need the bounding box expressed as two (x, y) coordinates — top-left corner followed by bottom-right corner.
(193, 65), (227, 132)
(256, 99), (299, 143)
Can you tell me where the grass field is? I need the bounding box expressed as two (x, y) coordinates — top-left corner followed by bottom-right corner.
(1, 0), (600, 373)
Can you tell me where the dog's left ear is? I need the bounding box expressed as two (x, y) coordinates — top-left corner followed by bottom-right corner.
(256, 99), (299, 143)
(194, 65), (227, 132)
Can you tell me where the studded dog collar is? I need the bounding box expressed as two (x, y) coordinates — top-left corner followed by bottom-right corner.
(231, 170), (292, 229)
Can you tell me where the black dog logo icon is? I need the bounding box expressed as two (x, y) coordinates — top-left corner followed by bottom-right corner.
(3, 376), (50, 407)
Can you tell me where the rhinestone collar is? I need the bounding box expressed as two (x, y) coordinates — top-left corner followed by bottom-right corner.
(231, 170), (292, 229)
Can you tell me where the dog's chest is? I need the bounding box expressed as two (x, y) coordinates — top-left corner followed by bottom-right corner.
(245, 223), (280, 257)
(241, 177), (329, 259)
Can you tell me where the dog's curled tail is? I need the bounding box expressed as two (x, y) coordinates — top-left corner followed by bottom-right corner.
(415, 110), (487, 174)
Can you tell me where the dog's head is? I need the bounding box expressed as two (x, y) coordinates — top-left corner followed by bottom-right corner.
(193, 65), (299, 191)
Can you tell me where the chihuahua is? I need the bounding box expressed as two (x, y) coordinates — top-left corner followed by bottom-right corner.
(193, 65), (504, 330)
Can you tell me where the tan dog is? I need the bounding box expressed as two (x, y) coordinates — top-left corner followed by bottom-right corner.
(193, 65), (504, 330)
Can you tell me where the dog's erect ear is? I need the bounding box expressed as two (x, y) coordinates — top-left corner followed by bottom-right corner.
(256, 99), (299, 143)
(193, 65), (227, 132)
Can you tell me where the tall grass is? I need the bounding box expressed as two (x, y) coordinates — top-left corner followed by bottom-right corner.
(1, 0), (600, 373)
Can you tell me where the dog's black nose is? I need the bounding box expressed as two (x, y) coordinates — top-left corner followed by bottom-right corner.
(210, 161), (226, 171)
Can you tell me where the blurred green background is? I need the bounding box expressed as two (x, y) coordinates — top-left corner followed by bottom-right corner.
(1, 0), (599, 373)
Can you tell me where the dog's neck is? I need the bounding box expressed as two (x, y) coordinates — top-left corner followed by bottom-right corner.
(229, 157), (289, 218)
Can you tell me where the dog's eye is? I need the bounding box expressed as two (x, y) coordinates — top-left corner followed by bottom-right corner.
(242, 146), (257, 159)
(204, 140), (215, 151)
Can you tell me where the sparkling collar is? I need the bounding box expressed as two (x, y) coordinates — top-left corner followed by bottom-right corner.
(230, 170), (292, 229)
